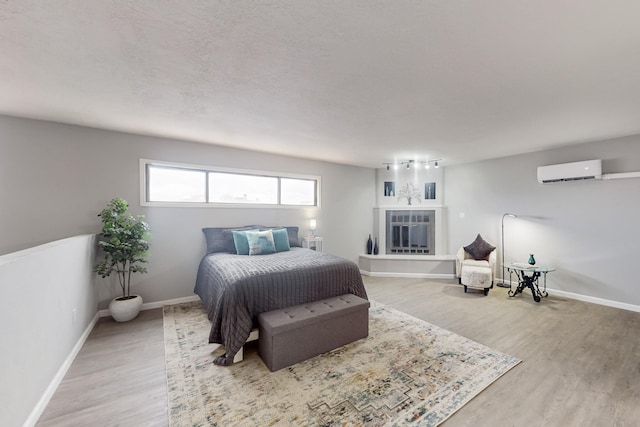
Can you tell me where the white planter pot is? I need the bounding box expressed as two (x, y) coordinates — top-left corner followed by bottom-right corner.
(109, 295), (143, 322)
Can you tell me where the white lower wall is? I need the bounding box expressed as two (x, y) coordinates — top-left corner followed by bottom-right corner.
(359, 254), (455, 278)
(0, 235), (97, 427)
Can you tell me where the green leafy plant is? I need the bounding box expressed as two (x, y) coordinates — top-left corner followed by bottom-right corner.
(95, 198), (151, 299)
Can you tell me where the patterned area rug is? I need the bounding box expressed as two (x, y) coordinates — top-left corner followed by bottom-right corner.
(163, 301), (520, 426)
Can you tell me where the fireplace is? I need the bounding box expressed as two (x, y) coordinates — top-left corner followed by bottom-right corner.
(361, 206), (452, 278)
(386, 210), (435, 254)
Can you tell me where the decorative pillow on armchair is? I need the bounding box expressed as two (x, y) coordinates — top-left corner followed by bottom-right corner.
(463, 234), (496, 260)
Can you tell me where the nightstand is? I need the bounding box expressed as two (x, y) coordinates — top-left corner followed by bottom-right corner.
(302, 236), (323, 252)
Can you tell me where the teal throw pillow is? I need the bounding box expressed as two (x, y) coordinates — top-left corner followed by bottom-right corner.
(271, 228), (291, 252)
(232, 229), (259, 255)
(246, 230), (276, 255)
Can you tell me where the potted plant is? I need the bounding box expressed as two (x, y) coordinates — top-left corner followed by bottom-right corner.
(95, 198), (151, 322)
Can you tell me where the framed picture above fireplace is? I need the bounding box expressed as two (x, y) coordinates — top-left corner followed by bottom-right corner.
(425, 182), (436, 200)
(384, 181), (395, 197)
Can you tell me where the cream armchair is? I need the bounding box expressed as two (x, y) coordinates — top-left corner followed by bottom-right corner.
(456, 246), (497, 296)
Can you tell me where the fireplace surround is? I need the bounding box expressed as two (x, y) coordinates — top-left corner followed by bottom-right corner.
(359, 206), (454, 278)
(374, 206), (445, 256)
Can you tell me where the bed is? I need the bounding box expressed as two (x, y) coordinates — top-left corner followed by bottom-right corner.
(194, 226), (368, 366)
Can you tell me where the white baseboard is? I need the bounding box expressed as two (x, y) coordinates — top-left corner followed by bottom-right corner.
(496, 278), (640, 313)
(546, 288), (640, 313)
(98, 295), (201, 318)
(24, 312), (100, 427)
(31, 295), (202, 426)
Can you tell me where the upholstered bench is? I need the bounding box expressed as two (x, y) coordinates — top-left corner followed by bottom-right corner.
(258, 294), (370, 372)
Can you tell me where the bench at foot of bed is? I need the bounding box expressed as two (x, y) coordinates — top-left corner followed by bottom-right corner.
(258, 294), (370, 372)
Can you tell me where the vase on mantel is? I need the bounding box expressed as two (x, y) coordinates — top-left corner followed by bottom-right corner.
(366, 234), (373, 255)
(528, 254), (536, 265)
(373, 237), (379, 255)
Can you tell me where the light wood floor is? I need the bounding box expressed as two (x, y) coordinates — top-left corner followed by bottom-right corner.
(37, 309), (168, 427)
(38, 277), (640, 426)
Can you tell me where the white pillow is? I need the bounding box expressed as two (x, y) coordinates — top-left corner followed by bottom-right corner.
(246, 230), (276, 255)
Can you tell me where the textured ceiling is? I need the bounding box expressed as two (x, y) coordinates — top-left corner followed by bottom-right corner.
(2, 1), (640, 168)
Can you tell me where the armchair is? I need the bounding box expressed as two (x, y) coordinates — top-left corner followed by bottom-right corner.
(455, 237), (497, 296)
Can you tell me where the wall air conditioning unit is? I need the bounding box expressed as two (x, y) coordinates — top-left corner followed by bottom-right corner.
(537, 159), (602, 183)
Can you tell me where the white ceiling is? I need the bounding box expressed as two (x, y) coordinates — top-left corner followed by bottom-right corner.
(2, 1), (640, 168)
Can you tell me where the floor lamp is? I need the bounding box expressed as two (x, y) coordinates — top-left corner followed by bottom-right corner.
(498, 213), (518, 288)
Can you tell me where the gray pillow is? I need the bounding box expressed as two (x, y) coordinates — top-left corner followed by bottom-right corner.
(203, 226), (257, 254)
(284, 226), (300, 247)
(463, 234), (495, 260)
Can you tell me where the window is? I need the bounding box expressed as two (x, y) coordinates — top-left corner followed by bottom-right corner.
(147, 165), (206, 203)
(208, 172), (278, 204)
(141, 159), (320, 208)
(280, 178), (317, 206)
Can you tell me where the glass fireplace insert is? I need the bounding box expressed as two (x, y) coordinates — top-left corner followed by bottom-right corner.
(385, 210), (436, 254)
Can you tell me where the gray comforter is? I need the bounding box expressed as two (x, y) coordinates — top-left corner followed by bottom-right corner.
(194, 247), (368, 365)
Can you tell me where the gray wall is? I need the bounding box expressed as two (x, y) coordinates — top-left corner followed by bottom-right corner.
(0, 115), (376, 308)
(4, 113), (639, 308)
(444, 135), (640, 307)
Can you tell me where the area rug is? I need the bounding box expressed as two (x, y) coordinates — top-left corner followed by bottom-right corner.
(163, 301), (520, 426)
